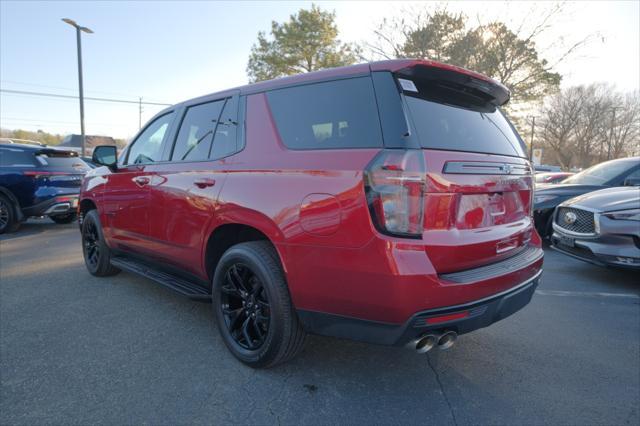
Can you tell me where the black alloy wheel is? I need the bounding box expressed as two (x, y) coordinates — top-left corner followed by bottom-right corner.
(81, 209), (120, 276)
(212, 241), (306, 368)
(220, 263), (271, 350)
(83, 219), (101, 269)
(0, 198), (10, 232)
(0, 195), (19, 234)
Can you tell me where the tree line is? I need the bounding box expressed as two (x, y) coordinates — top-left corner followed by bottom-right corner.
(537, 85), (639, 169)
(0, 128), (65, 145)
(0, 128), (128, 149)
(246, 3), (638, 169)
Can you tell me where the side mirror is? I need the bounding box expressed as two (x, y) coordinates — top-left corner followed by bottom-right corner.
(623, 176), (640, 186)
(92, 145), (118, 169)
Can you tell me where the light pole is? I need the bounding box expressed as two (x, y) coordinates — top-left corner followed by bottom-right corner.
(62, 18), (93, 157)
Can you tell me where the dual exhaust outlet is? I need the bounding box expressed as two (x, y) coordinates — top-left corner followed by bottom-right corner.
(408, 331), (458, 354)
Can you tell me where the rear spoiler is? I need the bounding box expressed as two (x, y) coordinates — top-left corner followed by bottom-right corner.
(36, 148), (79, 157)
(373, 60), (510, 107)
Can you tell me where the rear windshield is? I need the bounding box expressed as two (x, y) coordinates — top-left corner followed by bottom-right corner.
(0, 148), (36, 167)
(403, 94), (527, 158)
(562, 159), (635, 185)
(266, 77), (383, 150)
(36, 152), (90, 172)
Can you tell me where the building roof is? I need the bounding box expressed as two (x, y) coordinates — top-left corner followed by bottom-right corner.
(58, 135), (116, 149)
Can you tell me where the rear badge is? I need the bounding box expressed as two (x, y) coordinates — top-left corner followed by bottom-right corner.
(398, 78), (418, 93)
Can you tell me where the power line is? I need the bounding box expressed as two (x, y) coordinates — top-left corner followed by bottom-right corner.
(0, 88), (171, 106)
(1, 117), (134, 127)
(1, 79), (162, 100)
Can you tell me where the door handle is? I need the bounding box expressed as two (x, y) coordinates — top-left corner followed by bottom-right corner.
(194, 178), (216, 188)
(133, 176), (151, 187)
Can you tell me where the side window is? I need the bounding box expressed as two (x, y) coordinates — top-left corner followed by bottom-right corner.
(126, 112), (175, 165)
(624, 168), (640, 185)
(266, 77), (384, 150)
(0, 148), (36, 167)
(211, 96), (238, 160)
(171, 100), (224, 162)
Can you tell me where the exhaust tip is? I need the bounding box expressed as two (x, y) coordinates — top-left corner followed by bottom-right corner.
(412, 334), (438, 354)
(437, 331), (457, 350)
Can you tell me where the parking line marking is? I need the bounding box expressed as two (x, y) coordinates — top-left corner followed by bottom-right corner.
(535, 290), (640, 299)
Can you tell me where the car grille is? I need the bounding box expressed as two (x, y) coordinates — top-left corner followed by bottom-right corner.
(555, 207), (595, 234)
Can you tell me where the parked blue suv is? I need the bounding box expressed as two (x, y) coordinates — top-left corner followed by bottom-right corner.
(0, 141), (90, 233)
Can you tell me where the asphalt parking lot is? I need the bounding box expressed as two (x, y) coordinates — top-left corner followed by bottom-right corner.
(1, 219), (639, 425)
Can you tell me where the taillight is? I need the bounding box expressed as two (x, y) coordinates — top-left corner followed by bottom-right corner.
(364, 149), (426, 238)
(23, 171), (69, 177)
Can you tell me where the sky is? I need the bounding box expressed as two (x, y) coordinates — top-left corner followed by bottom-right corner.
(1, 0), (639, 139)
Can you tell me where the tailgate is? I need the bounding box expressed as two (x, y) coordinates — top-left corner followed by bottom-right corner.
(421, 150), (534, 273)
(392, 62), (534, 274)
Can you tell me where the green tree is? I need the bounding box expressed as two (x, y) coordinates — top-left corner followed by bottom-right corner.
(247, 4), (359, 83)
(368, 6), (591, 108)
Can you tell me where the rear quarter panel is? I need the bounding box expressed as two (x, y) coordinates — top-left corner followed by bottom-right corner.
(209, 93), (380, 291)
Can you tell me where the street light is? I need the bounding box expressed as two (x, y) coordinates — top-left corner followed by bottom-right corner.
(62, 18), (93, 157)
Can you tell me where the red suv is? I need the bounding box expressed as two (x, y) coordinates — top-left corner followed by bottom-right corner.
(81, 60), (543, 367)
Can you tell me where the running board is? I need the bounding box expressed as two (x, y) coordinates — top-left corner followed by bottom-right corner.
(110, 256), (211, 302)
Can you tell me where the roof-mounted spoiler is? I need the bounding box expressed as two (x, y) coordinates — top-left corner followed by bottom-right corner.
(36, 147), (79, 157)
(373, 60), (511, 107)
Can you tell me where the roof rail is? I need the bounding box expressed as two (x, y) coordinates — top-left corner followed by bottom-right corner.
(0, 138), (46, 146)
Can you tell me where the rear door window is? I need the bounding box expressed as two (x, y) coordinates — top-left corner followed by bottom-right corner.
(172, 100), (225, 162)
(404, 94), (526, 158)
(266, 77), (383, 150)
(0, 148), (36, 167)
(210, 96), (239, 160)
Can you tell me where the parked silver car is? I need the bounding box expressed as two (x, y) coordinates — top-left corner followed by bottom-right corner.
(551, 186), (640, 269)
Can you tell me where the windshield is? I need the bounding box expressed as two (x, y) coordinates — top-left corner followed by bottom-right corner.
(562, 160), (634, 185)
(403, 94), (526, 158)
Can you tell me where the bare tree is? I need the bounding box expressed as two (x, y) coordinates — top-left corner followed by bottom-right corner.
(537, 86), (584, 169)
(608, 91), (640, 160)
(537, 84), (639, 169)
(365, 3), (597, 111)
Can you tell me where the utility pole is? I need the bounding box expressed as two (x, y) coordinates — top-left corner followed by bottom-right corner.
(62, 18), (93, 157)
(138, 97), (143, 130)
(606, 106), (622, 160)
(529, 116), (536, 162)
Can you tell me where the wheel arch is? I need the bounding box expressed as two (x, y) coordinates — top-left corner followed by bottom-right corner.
(78, 198), (98, 226)
(203, 221), (286, 285)
(79, 198), (97, 214)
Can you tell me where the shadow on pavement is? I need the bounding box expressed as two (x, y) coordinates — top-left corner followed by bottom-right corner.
(0, 218), (77, 241)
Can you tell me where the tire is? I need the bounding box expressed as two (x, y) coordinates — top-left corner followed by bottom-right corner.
(50, 213), (77, 224)
(543, 214), (554, 240)
(0, 194), (20, 234)
(81, 209), (120, 276)
(212, 241), (306, 368)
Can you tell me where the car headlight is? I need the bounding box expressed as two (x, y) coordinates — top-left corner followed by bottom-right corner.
(603, 208), (640, 221)
(534, 194), (557, 204)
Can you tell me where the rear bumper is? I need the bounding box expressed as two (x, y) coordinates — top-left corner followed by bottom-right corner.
(297, 271), (541, 346)
(22, 195), (79, 217)
(281, 234), (544, 338)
